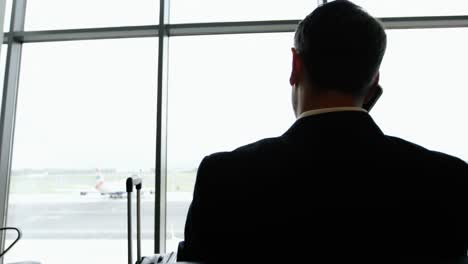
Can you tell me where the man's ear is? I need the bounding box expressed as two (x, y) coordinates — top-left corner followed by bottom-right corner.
(289, 48), (303, 87)
(363, 72), (380, 107)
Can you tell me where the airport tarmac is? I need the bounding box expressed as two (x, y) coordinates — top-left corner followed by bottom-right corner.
(7, 193), (191, 240)
(4, 193), (191, 264)
(4, 239), (166, 264)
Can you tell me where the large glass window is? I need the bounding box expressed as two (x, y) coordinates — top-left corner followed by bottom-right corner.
(341, 0), (468, 17)
(166, 33), (296, 252)
(5, 38), (158, 264)
(170, 0), (316, 23)
(166, 28), (468, 252)
(1, 0), (468, 261)
(25, 0), (159, 30)
(372, 28), (468, 161)
(2, 0), (12, 32)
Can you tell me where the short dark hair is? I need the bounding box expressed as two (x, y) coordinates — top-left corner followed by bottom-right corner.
(294, 0), (387, 96)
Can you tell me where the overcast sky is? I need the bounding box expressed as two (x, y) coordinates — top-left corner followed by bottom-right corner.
(1, 0), (467, 171)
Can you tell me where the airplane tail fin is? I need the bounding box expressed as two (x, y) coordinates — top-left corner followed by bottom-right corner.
(95, 169), (105, 191)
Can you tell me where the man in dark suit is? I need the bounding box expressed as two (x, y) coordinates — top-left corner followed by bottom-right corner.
(177, 1), (468, 262)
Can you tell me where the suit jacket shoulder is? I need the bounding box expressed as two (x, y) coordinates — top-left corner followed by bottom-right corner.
(385, 135), (467, 171)
(200, 136), (291, 181)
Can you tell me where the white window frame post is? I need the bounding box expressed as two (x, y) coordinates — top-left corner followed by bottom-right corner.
(0, 1), (26, 262)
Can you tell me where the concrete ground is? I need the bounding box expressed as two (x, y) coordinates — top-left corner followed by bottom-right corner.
(4, 193), (191, 264)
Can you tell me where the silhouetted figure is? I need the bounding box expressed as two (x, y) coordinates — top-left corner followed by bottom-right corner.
(177, 1), (468, 262)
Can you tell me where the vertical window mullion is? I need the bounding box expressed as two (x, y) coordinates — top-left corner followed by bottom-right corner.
(0, 0), (26, 261)
(155, 0), (170, 254)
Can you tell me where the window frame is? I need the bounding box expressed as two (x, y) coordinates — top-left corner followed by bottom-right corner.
(1, 0), (468, 260)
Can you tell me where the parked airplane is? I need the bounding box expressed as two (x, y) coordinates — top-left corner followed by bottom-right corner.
(80, 169), (144, 199)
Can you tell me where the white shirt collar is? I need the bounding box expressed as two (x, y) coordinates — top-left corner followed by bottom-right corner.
(297, 107), (368, 120)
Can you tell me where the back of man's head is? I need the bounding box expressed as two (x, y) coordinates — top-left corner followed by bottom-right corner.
(295, 0), (387, 96)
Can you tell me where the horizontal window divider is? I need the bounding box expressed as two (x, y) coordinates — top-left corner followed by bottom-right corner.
(167, 20), (301, 36)
(381, 16), (468, 29)
(2, 16), (468, 44)
(3, 25), (160, 43)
